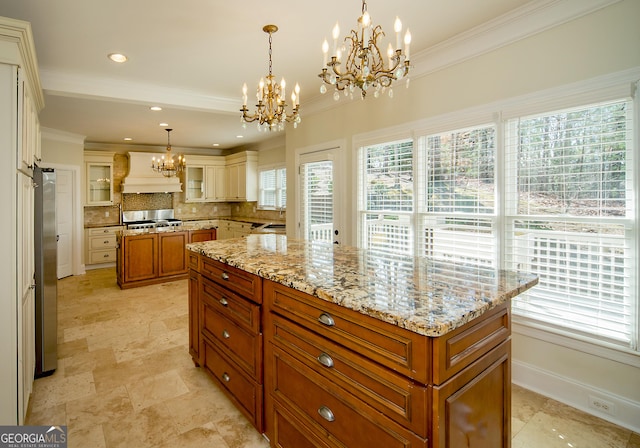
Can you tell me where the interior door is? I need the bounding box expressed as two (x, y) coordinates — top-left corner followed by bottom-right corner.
(297, 145), (344, 244)
(55, 168), (73, 278)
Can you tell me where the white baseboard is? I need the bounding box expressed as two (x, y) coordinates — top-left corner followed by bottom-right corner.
(512, 359), (640, 433)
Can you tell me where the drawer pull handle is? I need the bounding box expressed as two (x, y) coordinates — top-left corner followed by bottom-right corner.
(318, 406), (335, 422)
(219, 297), (229, 306)
(222, 329), (230, 339)
(103, 254), (109, 258)
(318, 313), (335, 327)
(221, 272), (230, 281)
(222, 373), (230, 382)
(317, 353), (334, 368)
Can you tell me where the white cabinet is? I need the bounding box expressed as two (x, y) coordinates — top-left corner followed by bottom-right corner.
(216, 220), (253, 240)
(225, 151), (257, 202)
(207, 164), (227, 201)
(0, 16), (45, 425)
(84, 151), (115, 205)
(184, 156), (226, 202)
(185, 165), (205, 201)
(19, 77), (41, 173)
(85, 226), (123, 266)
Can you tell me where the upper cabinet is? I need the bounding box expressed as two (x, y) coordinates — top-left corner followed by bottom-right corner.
(84, 151), (115, 205)
(184, 152), (256, 202)
(184, 156), (226, 202)
(225, 151), (257, 202)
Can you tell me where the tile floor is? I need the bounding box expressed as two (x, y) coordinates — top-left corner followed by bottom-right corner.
(25, 268), (640, 448)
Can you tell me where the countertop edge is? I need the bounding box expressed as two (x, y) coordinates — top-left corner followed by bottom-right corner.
(186, 238), (539, 337)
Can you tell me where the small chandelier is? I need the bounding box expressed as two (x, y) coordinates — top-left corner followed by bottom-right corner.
(151, 128), (185, 178)
(319, 0), (411, 100)
(241, 25), (301, 132)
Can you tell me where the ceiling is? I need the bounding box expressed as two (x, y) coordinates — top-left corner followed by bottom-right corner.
(0, 0), (536, 152)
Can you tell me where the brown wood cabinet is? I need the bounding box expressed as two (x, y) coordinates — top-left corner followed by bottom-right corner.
(117, 230), (190, 289)
(188, 228), (217, 243)
(191, 256), (264, 432)
(188, 252), (513, 448)
(262, 279), (512, 448)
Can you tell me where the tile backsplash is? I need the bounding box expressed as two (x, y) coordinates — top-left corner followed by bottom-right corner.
(123, 193), (172, 211)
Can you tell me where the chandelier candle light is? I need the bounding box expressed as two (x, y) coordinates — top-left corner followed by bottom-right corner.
(241, 25), (301, 132)
(151, 128), (186, 178)
(319, 0), (411, 100)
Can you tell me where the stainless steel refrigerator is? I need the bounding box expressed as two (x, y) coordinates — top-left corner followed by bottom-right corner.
(34, 166), (57, 377)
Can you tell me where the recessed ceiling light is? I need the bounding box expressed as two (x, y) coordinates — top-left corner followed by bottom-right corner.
(159, 122), (169, 127)
(212, 143), (220, 147)
(108, 53), (128, 63)
(123, 137), (133, 141)
(150, 106), (162, 111)
(236, 135), (243, 139)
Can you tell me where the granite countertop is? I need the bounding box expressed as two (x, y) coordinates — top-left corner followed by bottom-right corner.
(186, 234), (538, 337)
(117, 223), (217, 237)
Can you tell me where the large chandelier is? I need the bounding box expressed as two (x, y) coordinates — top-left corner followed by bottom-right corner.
(151, 128), (185, 178)
(241, 25), (301, 132)
(319, 0), (411, 100)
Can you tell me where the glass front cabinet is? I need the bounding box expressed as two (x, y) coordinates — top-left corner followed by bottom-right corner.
(84, 151), (115, 206)
(185, 165), (205, 201)
(184, 156), (226, 202)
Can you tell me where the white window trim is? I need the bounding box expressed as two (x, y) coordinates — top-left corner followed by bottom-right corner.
(351, 67), (640, 363)
(257, 163), (286, 210)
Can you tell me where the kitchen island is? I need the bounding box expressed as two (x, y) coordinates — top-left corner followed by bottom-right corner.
(186, 234), (538, 448)
(116, 223), (217, 289)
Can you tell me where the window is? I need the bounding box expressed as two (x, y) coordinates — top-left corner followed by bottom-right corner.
(358, 139), (414, 255)
(300, 160), (333, 242)
(258, 167), (286, 209)
(357, 94), (637, 353)
(505, 100), (635, 348)
(418, 125), (497, 266)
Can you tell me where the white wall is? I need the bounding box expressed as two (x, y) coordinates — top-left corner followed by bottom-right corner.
(41, 128), (86, 275)
(41, 128), (84, 166)
(285, 0), (640, 431)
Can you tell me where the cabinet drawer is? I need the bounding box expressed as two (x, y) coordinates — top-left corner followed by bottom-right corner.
(88, 249), (116, 264)
(265, 280), (429, 384)
(201, 258), (262, 303)
(269, 313), (428, 437)
(89, 234), (117, 250)
(270, 344), (427, 448)
(202, 276), (260, 333)
(187, 251), (199, 270)
(433, 303), (510, 384)
(202, 340), (263, 432)
(202, 304), (262, 380)
(87, 226), (121, 236)
(271, 402), (334, 448)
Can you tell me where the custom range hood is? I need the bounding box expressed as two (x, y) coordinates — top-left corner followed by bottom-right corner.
(121, 152), (183, 194)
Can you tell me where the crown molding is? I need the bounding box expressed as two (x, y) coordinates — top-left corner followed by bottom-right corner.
(40, 69), (239, 114)
(41, 127), (85, 144)
(0, 16), (45, 111)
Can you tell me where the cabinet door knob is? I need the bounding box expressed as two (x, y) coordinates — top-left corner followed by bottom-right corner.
(318, 406), (335, 422)
(318, 313), (335, 327)
(219, 297), (229, 306)
(222, 329), (230, 339)
(221, 272), (230, 280)
(222, 373), (230, 382)
(317, 353), (334, 368)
